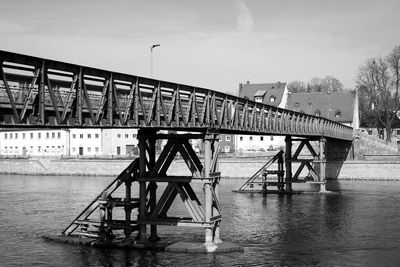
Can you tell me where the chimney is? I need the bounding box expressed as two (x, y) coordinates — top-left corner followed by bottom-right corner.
(246, 80), (250, 85)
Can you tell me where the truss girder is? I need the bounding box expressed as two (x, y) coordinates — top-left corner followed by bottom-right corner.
(0, 50), (352, 140)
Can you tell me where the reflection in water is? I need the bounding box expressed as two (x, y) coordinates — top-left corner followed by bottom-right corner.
(1, 176), (400, 266)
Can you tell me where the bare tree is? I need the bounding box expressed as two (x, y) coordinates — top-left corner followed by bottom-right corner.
(309, 77), (323, 92)
(358, 85), (378, 128)
(287, 80), (307, 93)
(321, 76), (344, 92)
(357, 47), (400, 142)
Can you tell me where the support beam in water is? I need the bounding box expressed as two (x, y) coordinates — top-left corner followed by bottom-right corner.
(57, 130), (240, 253)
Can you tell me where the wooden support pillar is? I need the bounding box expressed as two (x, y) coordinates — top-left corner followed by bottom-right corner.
(285, 135), (292, 191)
(148, 136), (160, 242)
(277, 153), (284, 191)
(319, 137), (327, 193)
(212, 136), (221, 244)
(138, 130), (148, 242)
(203, 134), (213, 245)
(124, 180), (132, 238)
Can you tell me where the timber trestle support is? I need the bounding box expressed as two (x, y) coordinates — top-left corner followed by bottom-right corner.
(61, 130), (223, 248)
(235, 135), (328, 194)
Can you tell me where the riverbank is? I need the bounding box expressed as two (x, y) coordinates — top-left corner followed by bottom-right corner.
(1, 157), (400, 180)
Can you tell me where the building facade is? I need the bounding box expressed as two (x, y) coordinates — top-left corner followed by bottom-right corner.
(102, 129), (139, 156)
(69, 128), (102, 156)
(0, 129), (70, 157)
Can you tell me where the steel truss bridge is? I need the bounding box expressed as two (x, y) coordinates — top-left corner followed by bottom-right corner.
(0, 50), (352, 141)
(0, 50), (354, 252)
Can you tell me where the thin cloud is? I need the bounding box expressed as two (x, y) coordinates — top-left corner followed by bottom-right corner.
(233, 0), (254, 34)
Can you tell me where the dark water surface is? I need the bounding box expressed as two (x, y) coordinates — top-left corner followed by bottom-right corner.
(1, 175), (400, 266)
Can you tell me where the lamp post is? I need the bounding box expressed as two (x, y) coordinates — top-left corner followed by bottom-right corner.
(150, 44), (160, 78)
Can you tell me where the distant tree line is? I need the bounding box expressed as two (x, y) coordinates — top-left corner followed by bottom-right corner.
(356, 45), (400, 142)
(287, 76), (344, 93)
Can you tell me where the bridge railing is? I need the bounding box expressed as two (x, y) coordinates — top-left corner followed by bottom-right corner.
(0, 50), (353, 141)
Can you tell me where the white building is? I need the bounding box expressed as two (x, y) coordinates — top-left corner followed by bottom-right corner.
(235, 81), (288, 153)
(0, 129), (69, 157)
(102, 128), (139, 156)
(69, 128), (102, 156)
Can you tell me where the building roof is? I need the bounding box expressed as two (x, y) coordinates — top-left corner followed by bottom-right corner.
(238, 82), (286, 107)
(286, 91), (355, 123)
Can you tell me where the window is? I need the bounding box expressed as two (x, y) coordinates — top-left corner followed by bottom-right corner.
(4, 133), (7, 139)
(133, 134), (137, 138)
(46, 132), (49, 139)
(95, 147), (99, 153)
(334, 110), (341, 118)
(226, 136), (231, 142)
(72, 147), (76, 152)
(80, 134), (83, 139)
(270, 96), (276, 103)
(38, 146), (41, 152)
(57, 146), (61, 149)
(314, 110), (321, 117)
(125, 134), (129, 138)
(10, 133), (13, 139)
(58, 132), (61, 139)
(224, 146), (230, 153)
(397, 129), (400, 135)
(368, 130), (373, 135)
(95, 134), (99, 138)
(87, 147), (91, 152)
(72, 134), (76, 139)
(15, 133), (18, 139)
(38, 133), (41, 139)
(88, 134), (91, 138)
(23, 133), (26, 139)
(239, 136), (243, 141)
(117, 134), (121, 138)
(260, 136), (264, 141)
(52, 132), (55, 138)
(255, 96), (263, 103)
(30, 133), (33, 139)
(250, 136), (253, 141)
(270, 136), (274, 141)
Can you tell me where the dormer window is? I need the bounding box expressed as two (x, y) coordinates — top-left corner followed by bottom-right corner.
(255, 96), (263, 103)
(314, 109), (321, 117)
(270, 96), (276, 103)
(335, 110), (341, 118)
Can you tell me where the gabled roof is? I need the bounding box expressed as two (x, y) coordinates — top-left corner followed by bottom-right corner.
(286, 91), (355, 123)
(238, 82), (286, 107)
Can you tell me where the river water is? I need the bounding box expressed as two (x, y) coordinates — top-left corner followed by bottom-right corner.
(1, 175), (400, 266)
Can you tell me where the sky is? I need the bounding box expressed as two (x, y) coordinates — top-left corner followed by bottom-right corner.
(0, 0), (399, 94)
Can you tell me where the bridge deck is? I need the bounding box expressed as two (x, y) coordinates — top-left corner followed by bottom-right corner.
(0, 50), (352, 140)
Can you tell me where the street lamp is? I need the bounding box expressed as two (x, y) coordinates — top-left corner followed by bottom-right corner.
(150, 44), (160, 78)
